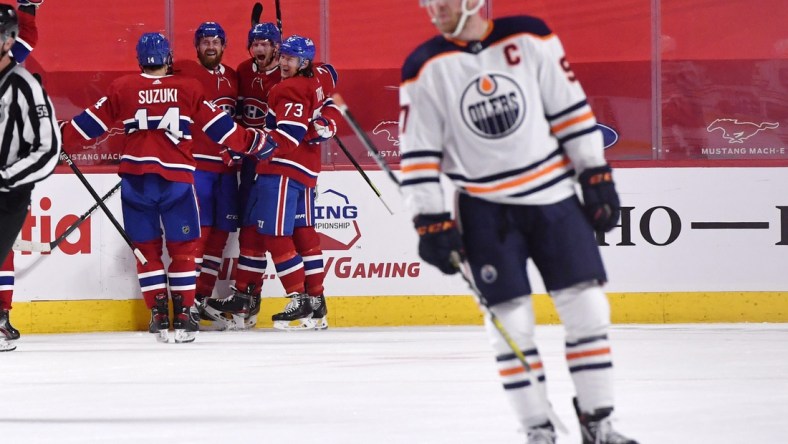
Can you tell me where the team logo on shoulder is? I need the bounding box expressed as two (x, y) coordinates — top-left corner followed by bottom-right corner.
(460, 73), (525, 139)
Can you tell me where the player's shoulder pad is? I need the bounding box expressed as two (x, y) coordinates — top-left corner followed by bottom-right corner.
(222, 64), (238, 76)
(401, 35), (457, 83)
(488, 15), (553, 43)
(236, 58), (254, 73)
(314, 62), (338, 86)
(270, 76), (310, 101)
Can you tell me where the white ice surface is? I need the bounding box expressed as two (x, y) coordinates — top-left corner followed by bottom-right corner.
(2, 324), (787, 443)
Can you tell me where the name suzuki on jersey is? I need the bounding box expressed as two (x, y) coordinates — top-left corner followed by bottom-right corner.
(138, 88), (178, 104)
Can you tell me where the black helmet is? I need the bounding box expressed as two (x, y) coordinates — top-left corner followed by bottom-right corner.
(0, 4), (18, 41)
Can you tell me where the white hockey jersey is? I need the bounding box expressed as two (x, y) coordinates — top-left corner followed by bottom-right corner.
(399, 16), (607, 216)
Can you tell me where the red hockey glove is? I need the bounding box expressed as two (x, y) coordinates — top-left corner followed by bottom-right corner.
(579, 164), (621, 232)
(245, 127), (277, 161)
(414, 213), (465, 275)
(305, 116), (337, 144)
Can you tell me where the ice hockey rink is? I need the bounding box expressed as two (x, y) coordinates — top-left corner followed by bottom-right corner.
(3, 324), (787, 443)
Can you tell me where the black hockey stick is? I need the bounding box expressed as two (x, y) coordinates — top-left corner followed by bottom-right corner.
(333, 136), (394, 215)
(13, 181), (122, 253)
(450, 252), (568, 434)
(251, 2), (263, 25)
(331, 93), (400, 186)
(274, 0), (283, 36)
(59, 151), (147, 265)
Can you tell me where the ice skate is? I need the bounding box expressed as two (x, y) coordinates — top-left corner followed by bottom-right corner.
(272, 293), (314, 331)
(172, 294), (199, 343)
(229, 283), (261, 329)
(310, 294), (328, 330)
(202, 289), (251, 330)
(148, 293), (170, 343)
(0, 309), (20, 352)
(574, 398), (638, 444)
(526, 422), (556, 444)
(194, 294), (208, 320)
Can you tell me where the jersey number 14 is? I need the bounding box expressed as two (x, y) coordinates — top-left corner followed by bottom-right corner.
(134, 107), (183, 138)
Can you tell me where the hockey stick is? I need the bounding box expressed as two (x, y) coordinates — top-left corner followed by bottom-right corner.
(251, 2), (263, 25)
(331, 93), (400, 186)
(274, 0), (283, 36)
(333, 136), (394, 215)
(12, 181), (122, 253)
(59, 152), (147, 265)
(450, 252), (568, 434)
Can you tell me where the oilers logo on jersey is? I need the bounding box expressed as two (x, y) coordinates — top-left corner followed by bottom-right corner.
(460, 73), (525, 139)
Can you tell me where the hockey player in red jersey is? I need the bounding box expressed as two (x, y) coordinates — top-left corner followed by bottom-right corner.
(60, 33), (271, 344)
(209, 35), (340, 331)
(0, 251), (17, 351)
(173, 22), (240, 315)
(259, 35), (340, 331)
(400, 1), (637, 443)
(201, 23), (282, 329)
(1, 0), (47, 352)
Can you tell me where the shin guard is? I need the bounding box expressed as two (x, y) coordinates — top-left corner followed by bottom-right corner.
(294, 227), (324, 297)
(551, 281), (614, 413)
(166, 239), (198, 307)
(135, 239), (166, 308)
(195, 229), (230, 296)
(234, 225), (267, 293)
(486, 296), (551, 429)
(0, 251), (13, 311)
(262, 234), (305, 295)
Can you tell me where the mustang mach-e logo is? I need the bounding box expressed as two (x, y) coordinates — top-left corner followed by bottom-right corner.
(707, 119), (779, 144)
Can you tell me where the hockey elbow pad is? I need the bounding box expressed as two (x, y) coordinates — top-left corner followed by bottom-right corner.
(246, 127), (277, 161)
(414, 213), (465, 275)
(579, 164), (621, 232)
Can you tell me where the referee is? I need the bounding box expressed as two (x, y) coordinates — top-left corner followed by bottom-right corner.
(0, 3), (59, 264)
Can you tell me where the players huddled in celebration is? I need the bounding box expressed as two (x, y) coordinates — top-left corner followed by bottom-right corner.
(59, 32), (271, 344)
(49, 4), (342, 341)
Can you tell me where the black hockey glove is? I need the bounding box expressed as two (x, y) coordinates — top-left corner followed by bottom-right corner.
(579, 164), (621, 232)
(414, 213), (465, 275)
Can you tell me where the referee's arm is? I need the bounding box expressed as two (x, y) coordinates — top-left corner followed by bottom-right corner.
(0, 69), (61, 190)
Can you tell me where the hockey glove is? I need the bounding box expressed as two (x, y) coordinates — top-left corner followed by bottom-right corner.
(245, 127), (277, 161)
(17, 0), (44, 8)
(220, 148), (243, 167)
(305, 116), (337, 144)
(579, 164), (620, 232)
(414, 213), (465, 275)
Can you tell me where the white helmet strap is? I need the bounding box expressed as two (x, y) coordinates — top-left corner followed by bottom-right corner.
(449, 0), (485, 38)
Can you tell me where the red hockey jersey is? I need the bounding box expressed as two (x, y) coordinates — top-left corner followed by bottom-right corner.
(257, 63), (340, 187)
(174, 60), (238, 173)
(236, 58), (282, 129)
(62, 73), (254, 184)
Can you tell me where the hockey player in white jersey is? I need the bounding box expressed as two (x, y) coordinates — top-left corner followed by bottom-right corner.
(399, 1), (637, 443)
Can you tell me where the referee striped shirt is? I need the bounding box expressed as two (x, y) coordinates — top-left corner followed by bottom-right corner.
(0, 60), (60, 192)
